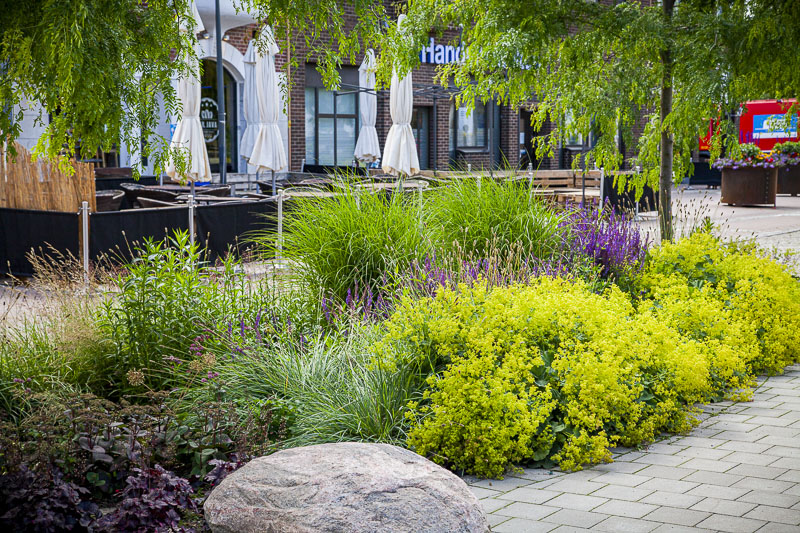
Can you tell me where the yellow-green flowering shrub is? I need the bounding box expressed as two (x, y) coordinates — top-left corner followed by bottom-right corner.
(382, 233), (800, 477)
(384, 278), (712, 477)
(642, 232), (800, 376)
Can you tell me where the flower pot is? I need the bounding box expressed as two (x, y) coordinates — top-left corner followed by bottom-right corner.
(721, 167), (778, 207)
(778, 165), (800, 196)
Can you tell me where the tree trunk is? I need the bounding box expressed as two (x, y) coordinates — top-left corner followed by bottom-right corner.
(658, 0), (675, 242)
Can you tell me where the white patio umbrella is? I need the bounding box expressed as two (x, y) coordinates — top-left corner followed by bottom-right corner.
(354, 49), (381, 164)
(382, 15), (420, 178)
(240, 39), (259, 173)
(166, 1), (211, 185)
(248, 25), (287, 195)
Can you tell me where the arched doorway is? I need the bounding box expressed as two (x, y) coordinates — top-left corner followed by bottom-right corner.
(200, 59), (237, 173)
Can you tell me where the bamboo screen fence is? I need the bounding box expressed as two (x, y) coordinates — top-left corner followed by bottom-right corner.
(0, 142), (95, 212)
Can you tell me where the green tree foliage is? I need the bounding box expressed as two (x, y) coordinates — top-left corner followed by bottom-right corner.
(388, 0), (800, 241)
(0, 0), (389, 174)
(0, 0), (197, 172)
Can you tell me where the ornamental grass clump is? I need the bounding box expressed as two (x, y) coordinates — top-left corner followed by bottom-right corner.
(424, 178), (565, 260)
(252, 185), (428, 302)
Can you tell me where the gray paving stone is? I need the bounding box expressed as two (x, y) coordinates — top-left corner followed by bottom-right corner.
(740, 407), (791, 417)
(781, 484), (800, 496)
(591, 484), (654, 502)
(714, 430), (765, 442)
(727, 463), (788, 480)
(640, 490), (704, 508)
(544, 493), (607, 511)
(691, 496), (757, 516)
(494, 502), (560, 521)
(486, 513), (511, 528)
(632, 454), (689, 467)
(472, 476), (532, 491)
(637, 478), (699, 495)
(643, 506), (710, 526)
(549, 527), (594, 533)
(738, 490), (800, 508)
(591, 472), (652, 487)
(542, 479), (607, 495)
(743, 504), (800, 525)
(676, 446), (733, 460)
(593, 461), (649, 474)
(767, 457), (800, 470)
(634, 464), (696, 480)
(672, 436), (726, 448)
(680, 457), (738, 472)
(776, 469), (800, 482)
(683, 470), (744, 487)
(650, 525), (714, 533)
(469, 486), (500, 499)
(513, 468), (565, 482)
(495, 487), (562, 504)
(765, 445), (800, 458)
(593, 516), (659, 532)
(491, 517), (556, 532)
(718, 441), (774, 453)
(695, 513), (766, 533)
(641, 443), (686, 455)
(731, 476), (794, 492)
(592, 499), (659, 519)
(756, 436), (800, 448)
(541, 508), (610, 528)
(481, 497), (511, 513)
(755, 522), (800, 533)
(725, 451), (784, 466)
(686, 483), (751, 500)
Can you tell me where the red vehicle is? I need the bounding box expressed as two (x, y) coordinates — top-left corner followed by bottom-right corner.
(738, 99), (799, 151)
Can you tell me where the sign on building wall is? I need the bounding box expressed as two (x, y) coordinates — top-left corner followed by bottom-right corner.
(201, 97), (220, 142)
(419, 38), (464, 65)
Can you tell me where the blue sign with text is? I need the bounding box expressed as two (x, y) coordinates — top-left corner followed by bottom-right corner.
(753, 114), (798, 139)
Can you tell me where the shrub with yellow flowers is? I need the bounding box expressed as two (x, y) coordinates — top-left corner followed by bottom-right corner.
(380, 232), (800, 478)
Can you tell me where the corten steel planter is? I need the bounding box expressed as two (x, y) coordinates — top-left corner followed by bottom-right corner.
(721, 167), (778, 207)
(778, 165), (800, 196)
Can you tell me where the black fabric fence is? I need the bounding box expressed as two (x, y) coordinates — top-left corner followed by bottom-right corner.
(0, 208), (80, 276)
(89, 206), (191, 263)
(603, 177), (659, 213)
(196, 199), (278, 260)
(688, 162), (722, 187)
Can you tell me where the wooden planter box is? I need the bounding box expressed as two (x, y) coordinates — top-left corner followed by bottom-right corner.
(778, 165), (800, 196)
(721, 167), (778, 207)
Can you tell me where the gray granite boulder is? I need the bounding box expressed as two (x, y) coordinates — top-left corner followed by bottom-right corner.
(204, 442), (489, 533)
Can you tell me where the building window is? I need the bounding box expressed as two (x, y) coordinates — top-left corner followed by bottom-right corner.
(201, 59), (237, 173)
(563, 110), (583, 147)
(304, 87), (358, 166)
(453, 99), (488, 149)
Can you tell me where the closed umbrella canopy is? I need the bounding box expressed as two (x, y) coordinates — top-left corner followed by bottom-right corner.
(382, 15), (419, 177)
(248, 25), (287, 173)
(354, 49), (380, 163)
(166, 1), (210, 182)
(240, 39), (258, 169)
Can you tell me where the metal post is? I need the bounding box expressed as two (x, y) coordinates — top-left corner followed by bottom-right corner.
(528, 162), (534, 204)
(271, 169), (276, 196)
(277, 189), (284, 261)
(80, 201), (89, 284)
(214, 0), (227, 185)
(600, 167), (605, 205)
(189, 181), (196, 246)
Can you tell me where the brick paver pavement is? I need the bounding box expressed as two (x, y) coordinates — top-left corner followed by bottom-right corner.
(466, 364), (800, 532)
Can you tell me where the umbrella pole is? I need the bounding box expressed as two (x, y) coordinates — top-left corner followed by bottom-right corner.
(272, 169), (276, 196)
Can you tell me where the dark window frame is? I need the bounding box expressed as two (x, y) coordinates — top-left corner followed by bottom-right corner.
(452, 99), (489, 151)
(305, 87), (359, 166)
